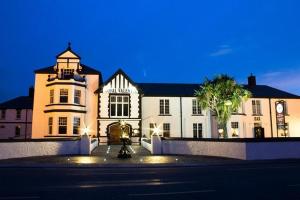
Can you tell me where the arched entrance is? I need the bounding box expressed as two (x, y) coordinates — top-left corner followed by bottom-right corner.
(108, 123), (131, 145)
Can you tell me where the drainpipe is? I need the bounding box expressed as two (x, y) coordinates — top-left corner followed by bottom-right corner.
(24, 109), (28, 140)
(269, 98), (273, 138)
(180, 97), (183, 138)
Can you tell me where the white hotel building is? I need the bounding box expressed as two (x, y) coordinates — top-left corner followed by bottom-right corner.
(3, 44), (299, 144)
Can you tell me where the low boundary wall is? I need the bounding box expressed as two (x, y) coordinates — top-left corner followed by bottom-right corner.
(0, 136), (97, 160)
(153, 137), (300, 160)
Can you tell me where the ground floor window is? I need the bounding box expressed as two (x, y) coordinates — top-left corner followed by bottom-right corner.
(231, 122), (239, 137)
(73, 117), (80, 135)
(48, 117), (53, 135)
(193, 123), (202, 138)
(15, 125), (21, 137)
(59, 117), (67, 134)
(163, 123), (170, 137)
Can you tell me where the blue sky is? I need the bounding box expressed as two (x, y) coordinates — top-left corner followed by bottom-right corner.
(1, 0), (300, 102)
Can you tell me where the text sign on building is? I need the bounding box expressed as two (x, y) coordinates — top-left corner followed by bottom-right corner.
(106, 88), (133, 94)
(275, 100), (285, 130)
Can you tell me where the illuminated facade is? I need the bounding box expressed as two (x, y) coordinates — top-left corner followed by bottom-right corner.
(2, 44), (300, 143)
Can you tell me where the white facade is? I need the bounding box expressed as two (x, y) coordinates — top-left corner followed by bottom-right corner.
(20, 45), (300, 143)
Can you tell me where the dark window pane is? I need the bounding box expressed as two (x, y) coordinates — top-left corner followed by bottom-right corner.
(59, 126), (67, 134)
(117, 104), (122, 116)
(123, 104), (129, 116)
(15, 126), (21, 136)
(111, 104), (116, 116)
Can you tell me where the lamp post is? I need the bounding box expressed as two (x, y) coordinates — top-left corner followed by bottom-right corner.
(118, 120), (131, 159)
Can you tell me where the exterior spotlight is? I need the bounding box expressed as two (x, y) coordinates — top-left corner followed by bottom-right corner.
(218, 128), (224, 134)
(153, 127), (161, 135)
(83, 126), (89, 135)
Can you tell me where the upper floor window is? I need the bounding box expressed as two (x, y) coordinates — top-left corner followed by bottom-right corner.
(110, 95), (129, 117)
(159, 99), (170, 115)
(60, 89), (68, 103)
(0, 109), (6, 119)
(48, 117), (53, 135)
(74, 90), (81, 104)
(252, 100), (261, 115)
(192, 99), (202, 115)
(73, 117), (80, 135)
(231, 122), (239, 137)
(61, 69), (74, 79)
(58, 117), (67, 134)
(50, 89), (54, 104)
(193, 123), (202, 138)
(163, 123), (170, 137)
(16, 109), (21, 119)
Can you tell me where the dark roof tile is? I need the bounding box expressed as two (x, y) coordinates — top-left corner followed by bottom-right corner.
(0, 96), (33, 109)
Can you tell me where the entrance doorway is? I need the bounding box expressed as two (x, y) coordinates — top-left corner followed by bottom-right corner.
(108, 123), (131, 144)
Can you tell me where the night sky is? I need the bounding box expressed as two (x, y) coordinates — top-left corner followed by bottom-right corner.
(1, 0), (300, 102)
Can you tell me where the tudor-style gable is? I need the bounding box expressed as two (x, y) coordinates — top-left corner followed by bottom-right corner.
(97, 69), (141, 144)
(101, 69), (139, 94)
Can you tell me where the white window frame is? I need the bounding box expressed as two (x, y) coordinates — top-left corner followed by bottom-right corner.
(74, 90), (81, 104)
(192, 99), (202, 115)
(159, 99), (170, 115)
(60, 89), (68, 103)
(58, 117), (67, 134)
(110, 95), (129, 118)
(193, 123), (202, 138)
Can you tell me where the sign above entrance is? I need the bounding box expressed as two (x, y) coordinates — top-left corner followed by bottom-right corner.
(105, 88), (136, 94)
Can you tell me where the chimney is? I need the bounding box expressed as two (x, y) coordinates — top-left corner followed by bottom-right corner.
(248, 73), (256, 87)
(29, 87), (34, 98)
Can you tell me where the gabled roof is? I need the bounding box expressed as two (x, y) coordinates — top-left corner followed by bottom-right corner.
(137, 83), (300, 98)
(34, 64), (101, 75)
(0, 96), (33, 109)
(104, 68), (136, 85)
(56, 43), (81, 59)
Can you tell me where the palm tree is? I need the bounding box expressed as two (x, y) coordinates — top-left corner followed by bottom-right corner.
(195, 75), (251, 138)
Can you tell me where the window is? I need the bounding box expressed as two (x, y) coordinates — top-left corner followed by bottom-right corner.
(50, 89), (54, 104)
(60, 89), (68, 103)
(192, 99), (202, 115)
(16, 109), (21, 119)
(110, 95), (129, 117)
(73, 117), (80, 135)
(252, 100), (261, 115)
(149, 123), (157, 136)
(163, 123), (170, 137)
(159, 99), (170, 115)
(58, 117), (67, 134)
(1, 109), (6, 119)
(193, 123), (202, 138)
(231, 122), (239, 137)
(74, 90), (81, 104)
(62, 69), (74, 78)
(48, 117), (53, 135)
(15, 126), (21, 137)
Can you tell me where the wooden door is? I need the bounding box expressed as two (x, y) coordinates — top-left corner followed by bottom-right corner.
(109, 124), (130, 144)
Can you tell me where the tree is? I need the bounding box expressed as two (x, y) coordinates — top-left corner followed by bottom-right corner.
(195, 75), (251, 138)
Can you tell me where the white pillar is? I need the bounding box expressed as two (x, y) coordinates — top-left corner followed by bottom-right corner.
(80, 134), (91, 155)
(151, 135), (162, 155)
